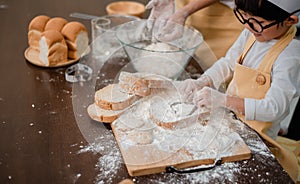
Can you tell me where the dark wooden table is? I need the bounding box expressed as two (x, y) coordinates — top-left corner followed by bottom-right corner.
(0, 0), (295, 183)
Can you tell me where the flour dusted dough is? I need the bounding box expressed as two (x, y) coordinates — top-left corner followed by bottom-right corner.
(116, 98), (157, 131)
(150, 96), (209, 129)
(127, 130), (153, 145)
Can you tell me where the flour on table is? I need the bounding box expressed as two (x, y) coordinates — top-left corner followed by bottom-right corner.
(77, 82), (279, 183)
(77, 131), (123, 184)
(77, 113), (280, 184)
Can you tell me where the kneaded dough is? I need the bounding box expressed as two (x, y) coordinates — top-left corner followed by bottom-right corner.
(127, 130), (153, 145)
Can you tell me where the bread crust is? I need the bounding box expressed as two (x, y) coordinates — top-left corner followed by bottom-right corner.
(118, 72), (174, 96)
(87, 103), (121, 123)
(28, 15), (50, 32)
(28, 30), (42, 50)
(64, 40), (77, 51)
(47, 42), (68, 64)
(28, 15), (51, 50)
(61, 21), (87, 42)
(39, 30), (68, 65)
(67, 49), (77, 59)
(61, 21), (89, 59)
(41, 30), (66, 48)
(94, 84), (141, 110)
(44, 17), (68, 32)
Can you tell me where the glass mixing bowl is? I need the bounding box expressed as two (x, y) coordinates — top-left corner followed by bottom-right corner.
(116, 19), (203, 79)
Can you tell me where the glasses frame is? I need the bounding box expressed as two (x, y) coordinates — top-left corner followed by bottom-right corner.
(233, 8), (281, 33)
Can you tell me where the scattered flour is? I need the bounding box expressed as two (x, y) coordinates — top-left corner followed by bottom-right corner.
(77, 116), (285, 184)
(77, 127), (243, 183)
(78, 91), (283, 184)
(78, 131), (123, 184)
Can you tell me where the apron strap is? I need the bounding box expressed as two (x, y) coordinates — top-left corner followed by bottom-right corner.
(238, 35), (256, 64)
(238, 26), (297, 72)
(258, 26), (297, 73)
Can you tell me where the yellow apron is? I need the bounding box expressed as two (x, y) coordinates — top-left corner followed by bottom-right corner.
(227, 26), (299, 182)
(176, 1), (244, 60)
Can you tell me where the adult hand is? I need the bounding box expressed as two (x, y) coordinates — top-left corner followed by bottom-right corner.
(155, 9), (188, 42)
(146, 0), (175, 42)
(145, 0), (175, 29)
(146, 0), (175, 20)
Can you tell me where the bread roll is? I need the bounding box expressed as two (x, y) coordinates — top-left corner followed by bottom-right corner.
(94, 84), (141, 110)
(39, 30), (68, 66)
(44, 17), (68, 32)
(61, 21), (89, 59)
(28, 15), (50, 50)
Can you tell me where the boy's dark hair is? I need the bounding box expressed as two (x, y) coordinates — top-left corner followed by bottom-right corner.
(234, 0), (290, 22)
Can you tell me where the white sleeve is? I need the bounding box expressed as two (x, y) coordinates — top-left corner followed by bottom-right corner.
(244, 45), (300, 123)
(204, 29), (250, 89)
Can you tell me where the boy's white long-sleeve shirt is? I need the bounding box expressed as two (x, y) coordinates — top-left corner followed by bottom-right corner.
(204, 29), (300, 139)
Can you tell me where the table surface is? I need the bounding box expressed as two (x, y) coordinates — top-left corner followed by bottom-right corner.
(0, 0), (295, 183)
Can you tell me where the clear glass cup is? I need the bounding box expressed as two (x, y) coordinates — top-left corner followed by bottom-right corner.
(91, 17), (111, 57)
(90, 15), (140, 59)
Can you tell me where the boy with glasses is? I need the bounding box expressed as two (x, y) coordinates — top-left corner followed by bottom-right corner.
(179, 0), (300, 182)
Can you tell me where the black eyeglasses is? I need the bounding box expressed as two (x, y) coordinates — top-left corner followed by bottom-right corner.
(234, 8), (280, 33)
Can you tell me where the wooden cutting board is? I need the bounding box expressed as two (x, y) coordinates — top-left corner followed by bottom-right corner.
(110, 96), (251, 176)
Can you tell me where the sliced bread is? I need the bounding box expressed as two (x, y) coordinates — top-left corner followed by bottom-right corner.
(94, 83), (141, 111)
(118, 71), (174, 96)
(87, 103), (124, 123)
